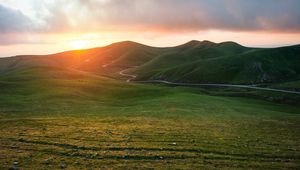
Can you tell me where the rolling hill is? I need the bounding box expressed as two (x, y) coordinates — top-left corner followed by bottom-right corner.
(0, 41), (300, 169)
(0, 41), (165, 77)
(0, 40), (300, 86)
(130, 41), (300, 85)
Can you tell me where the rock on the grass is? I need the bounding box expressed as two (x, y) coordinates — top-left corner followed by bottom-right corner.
(42, 159), (51, 165)
(60, 163), (67, 169)
(169, 142), (177, 145)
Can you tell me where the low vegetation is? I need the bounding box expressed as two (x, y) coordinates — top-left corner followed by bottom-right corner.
(0, 68), (299, 169)
(1, 40), (300, 87)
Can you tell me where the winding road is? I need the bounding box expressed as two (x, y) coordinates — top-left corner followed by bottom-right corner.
(118, 67), (300, 95)
(101, 60), (300, 95)
(135, 80), (300, 95)
(119, 69), (137, 83)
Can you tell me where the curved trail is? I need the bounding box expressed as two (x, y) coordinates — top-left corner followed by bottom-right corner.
(119, 70), (137, 82)
(118, 68), (300, 95)
(135, 80), (300, 95)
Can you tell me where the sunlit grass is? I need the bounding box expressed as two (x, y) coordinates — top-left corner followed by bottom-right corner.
(0, 69), (299, 169)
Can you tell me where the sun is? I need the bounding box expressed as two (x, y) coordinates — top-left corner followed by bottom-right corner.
(70, 40), (89, 50)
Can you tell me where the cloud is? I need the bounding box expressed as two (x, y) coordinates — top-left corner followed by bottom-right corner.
(87, 0), (300, 32)
(52, 0), (299, 33)
(0, 4), (33, 33)
(1, 0), (300, 34)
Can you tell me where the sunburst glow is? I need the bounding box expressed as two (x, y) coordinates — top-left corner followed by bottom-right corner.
(70, 40), (89, 50)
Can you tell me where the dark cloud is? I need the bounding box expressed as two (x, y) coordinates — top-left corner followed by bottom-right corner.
(85, 0), (300, 32)
(1, 0), (300, 34)
(0, 4), (33, 33)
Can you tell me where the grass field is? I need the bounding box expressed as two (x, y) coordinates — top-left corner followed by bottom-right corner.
(0, 68), (300, 169)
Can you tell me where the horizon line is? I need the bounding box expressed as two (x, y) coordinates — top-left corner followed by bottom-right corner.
(1, 40), (299, 58)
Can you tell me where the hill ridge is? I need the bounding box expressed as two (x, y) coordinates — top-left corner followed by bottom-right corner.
(0, 40), (299, 86)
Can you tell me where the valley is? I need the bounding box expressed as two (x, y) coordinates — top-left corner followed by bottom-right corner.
(0, 41), (299, 169)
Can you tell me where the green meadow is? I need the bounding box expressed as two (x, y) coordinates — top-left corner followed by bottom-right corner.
(1, 0), (300, 169)
(0, 68), (299, 169)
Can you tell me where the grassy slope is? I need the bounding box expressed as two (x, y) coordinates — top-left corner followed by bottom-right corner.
(0, 41), (166, 78)
(1, 40), (300, 86)
(270, 80), (300, 91)
(0, 67), (300, 169)
(133, 42), (300, 84)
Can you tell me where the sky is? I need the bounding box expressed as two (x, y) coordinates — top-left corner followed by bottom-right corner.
(0, 0), (300, 57)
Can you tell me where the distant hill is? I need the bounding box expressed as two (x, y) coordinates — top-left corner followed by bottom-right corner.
(132, 41), (300, 84)
(0, 41), (159, 70)
(0, 40), (299, 85)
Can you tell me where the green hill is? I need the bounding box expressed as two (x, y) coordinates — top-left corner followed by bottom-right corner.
(131, 41), (300, 84)
(0, 41), (300, 169)
(0, 41), (166, 77)
(0, 40), (299, 85)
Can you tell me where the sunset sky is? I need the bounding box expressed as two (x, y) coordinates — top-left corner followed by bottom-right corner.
(0, 0), (300, 57)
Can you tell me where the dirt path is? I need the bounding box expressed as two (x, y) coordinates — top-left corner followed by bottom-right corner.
(135, 80), (300, 95)
(119, 69), (137, 83)
(118, 68), (300, 95)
